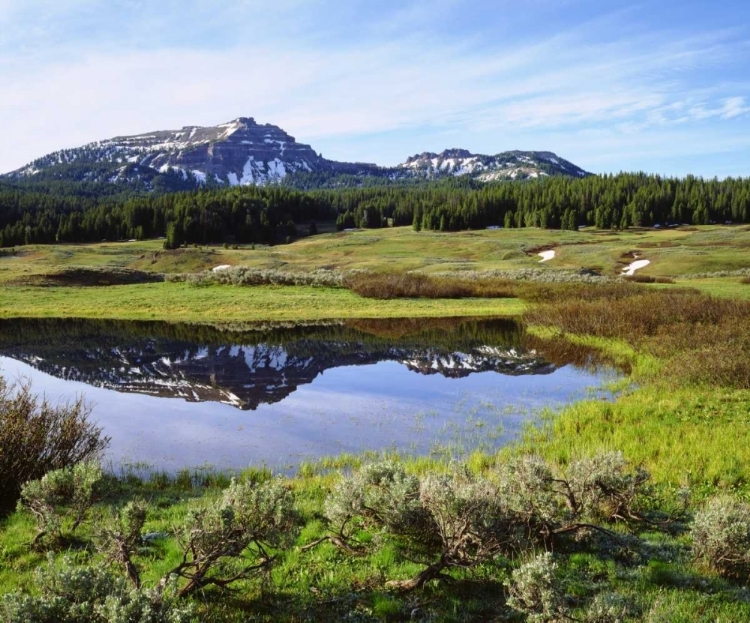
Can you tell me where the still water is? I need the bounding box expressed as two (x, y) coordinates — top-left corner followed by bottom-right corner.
(0, 318), (618, 472)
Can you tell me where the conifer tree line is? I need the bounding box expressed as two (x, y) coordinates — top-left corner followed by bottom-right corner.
(0, 173), (749, 247)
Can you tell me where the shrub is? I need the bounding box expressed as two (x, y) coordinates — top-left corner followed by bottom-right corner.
(585, 592), (633, 622)
(623, 274), (674, 284)
(323, 461), (518, 590)
(505, 552), (569, 623)
(0, 554), (197, 623)
(0, 378), (108, 513)
(168, 266), (347, 288)
(692, 496), (750, 579)
(497, 455), (561, 526)
(566, 452), (651, 523)
(324, 460), (424, 540)
(96, 499), (150, 588)
(20, 462), (106, 546)
(344, 272), (516, 299)
(168, 476), (296, 596)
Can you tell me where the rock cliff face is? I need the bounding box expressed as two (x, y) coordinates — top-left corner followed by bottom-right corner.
(5, 117), (588, 187)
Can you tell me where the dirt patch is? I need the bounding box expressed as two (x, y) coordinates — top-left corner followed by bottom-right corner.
(13, 267), (165, 287)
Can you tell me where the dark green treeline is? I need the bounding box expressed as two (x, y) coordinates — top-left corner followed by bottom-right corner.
(0, 173), (748, 247)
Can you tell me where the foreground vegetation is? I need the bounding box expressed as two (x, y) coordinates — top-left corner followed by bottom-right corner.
(1, 224), (750, 620)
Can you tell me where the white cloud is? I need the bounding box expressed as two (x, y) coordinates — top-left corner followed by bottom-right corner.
(0, 3), (748, 174)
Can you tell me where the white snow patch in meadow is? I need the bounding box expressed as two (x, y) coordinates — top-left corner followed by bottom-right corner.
(622, 259), (650, 276)
(212, 265), (231, 272)
(538, 250), (556, 262)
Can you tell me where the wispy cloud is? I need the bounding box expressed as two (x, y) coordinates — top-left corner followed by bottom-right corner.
(0, 0), (749, 175)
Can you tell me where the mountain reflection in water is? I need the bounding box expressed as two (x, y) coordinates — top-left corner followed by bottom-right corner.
(0, 317), (619, 471)
(0, 317), (555, 410)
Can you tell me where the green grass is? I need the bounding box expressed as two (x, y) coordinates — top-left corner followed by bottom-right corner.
(0, 282), (524, 323)
(516, 385), (750, 491)
(666, 277), (750, 300)
(2, 225), (748, 281)
(0, 224), (746, 323)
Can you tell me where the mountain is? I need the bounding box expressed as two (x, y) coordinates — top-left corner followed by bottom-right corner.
(4, 117), (589, 189)
(397, 149), (588, 181)
(6, 117), (377, 189)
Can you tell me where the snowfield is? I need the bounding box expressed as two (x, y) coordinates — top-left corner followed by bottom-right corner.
(538, 250), (556, 262)
(622, 259), (650, 276)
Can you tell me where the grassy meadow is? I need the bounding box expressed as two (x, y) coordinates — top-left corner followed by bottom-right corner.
(2, 224), (750, 621)
(0, 224), (748, 323)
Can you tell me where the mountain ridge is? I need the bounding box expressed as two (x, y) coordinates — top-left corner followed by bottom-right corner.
(4, 116), (589, 189)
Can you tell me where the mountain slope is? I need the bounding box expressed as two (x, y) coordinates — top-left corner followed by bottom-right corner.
(397, 148), (588, 181)
(5, 117), (589, 189)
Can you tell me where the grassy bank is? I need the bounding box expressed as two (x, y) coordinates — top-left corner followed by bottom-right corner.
(0, 282), (524, 322)
(2, 225), (748, 280)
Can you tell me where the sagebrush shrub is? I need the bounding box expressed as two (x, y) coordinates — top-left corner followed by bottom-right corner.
(0, 555), (196, 623)
(170, 476), (296, 596)
(505, 552), (569, 623)
(497, 455), (561, 525)
(96, 499), (149, 587)
(324, 460), (424, 538)
(585, 591), (633, 623)
(692, 496), (750, 578)
(20, 462), (106, 545)
(566, 452), (651, 522)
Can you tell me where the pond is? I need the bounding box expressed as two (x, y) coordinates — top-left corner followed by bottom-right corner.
(0, 317), (619, 472)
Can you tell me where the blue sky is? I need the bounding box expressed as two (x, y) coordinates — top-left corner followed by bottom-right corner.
(1, 0), (750, 176)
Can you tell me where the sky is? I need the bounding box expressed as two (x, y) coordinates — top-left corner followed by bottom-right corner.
(1, 0), (750, 177)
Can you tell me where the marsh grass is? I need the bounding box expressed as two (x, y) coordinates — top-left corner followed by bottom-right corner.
(344, 272), (518, 299)
(528, 288), (750, 389)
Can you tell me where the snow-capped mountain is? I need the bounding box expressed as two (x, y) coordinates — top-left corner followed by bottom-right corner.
(8, 117), (377, 188)
(397, 149), (588, 181)
(4, 117), (588, 188)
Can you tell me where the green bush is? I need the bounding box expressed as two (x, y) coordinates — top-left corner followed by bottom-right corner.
(692, 496), (750, 579)
(20, 462), (105, 546)
(0, 555), (197, 623)
(0, 378), (108, 514)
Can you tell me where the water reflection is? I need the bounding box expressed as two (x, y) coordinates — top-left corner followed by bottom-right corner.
(0, 317), (618, 471)
(0, 318), (554, 410)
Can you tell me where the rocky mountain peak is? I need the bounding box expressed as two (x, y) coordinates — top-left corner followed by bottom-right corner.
(5, 116), (589, 188)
